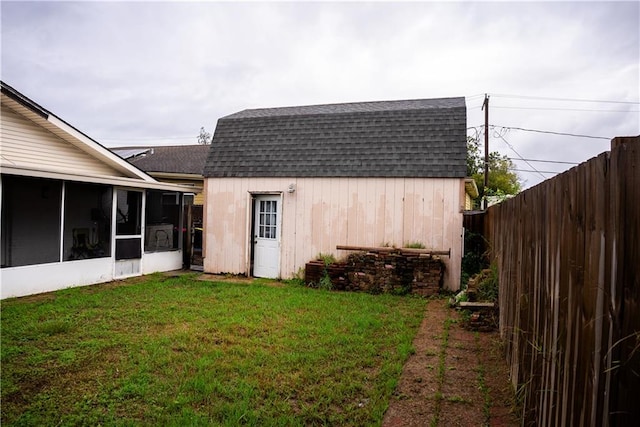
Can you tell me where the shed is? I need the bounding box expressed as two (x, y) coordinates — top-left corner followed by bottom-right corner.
(202, 97), (468, 290)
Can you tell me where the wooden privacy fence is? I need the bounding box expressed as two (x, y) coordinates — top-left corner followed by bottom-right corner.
(485, 136), (639, 426)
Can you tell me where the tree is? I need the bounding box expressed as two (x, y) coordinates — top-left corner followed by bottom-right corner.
(197, 127), (211, 145)
(467, 136), (521, 206)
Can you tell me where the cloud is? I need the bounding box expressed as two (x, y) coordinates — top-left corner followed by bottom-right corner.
(1, 1), (637, 188)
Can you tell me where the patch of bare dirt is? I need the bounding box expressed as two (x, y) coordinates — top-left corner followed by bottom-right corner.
(383, 299), (520, 426)
(197, 273), (257, 284)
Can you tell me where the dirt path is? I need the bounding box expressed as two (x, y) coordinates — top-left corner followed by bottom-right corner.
(383, 299), (519, 426)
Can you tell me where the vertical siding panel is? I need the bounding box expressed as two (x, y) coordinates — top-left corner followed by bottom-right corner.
(298, 178), (312, 265)
(432, 179), (445, 250)
(311, 178), (322, 254)
(444, 179), (462, 289)
(230, 178), (243, 274)
(281, 178), (297, 277)
(373, 178), (386, 247)
(414, 178), (426, 246)
(355, 179), (366, 245)
(338, 178), (350, 252)
(294, 178), (305, 264)
(424, 179), (435, 249)
(345, 178), (355, 246)
(324, 178), (340, 255)
(393, 179), (405, 246)
(365, 179), (378, 247)
(402, 178), (414, 244)
(359, 179), (369, 247)
(383, 178), (394, 245)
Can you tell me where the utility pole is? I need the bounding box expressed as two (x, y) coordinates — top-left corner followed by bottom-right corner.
(482, 94), (489, 209)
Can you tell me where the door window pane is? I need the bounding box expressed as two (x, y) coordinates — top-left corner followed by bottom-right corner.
(116, 190), (142, 235)
(257, 199), (277, 239)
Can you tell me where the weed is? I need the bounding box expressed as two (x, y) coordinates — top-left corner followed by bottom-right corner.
(404, 242), (425, 249)
(283, 267), (306, 286)
(477, 263), (499, 303)
(318, 272), (333, 291)
(475, 332), (492, 423)
(316, 252), (337, 265)
(459, 309), (472, 323)
(446, 395), (471, 404)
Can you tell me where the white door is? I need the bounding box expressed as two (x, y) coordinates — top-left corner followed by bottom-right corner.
(253, 195), (281, 278)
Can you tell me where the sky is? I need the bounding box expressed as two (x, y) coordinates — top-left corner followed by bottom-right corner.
(1, 1), (638, 189)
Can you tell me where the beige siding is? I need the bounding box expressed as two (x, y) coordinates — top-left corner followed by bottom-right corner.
(1, 104), (124, 178)
(465, 193), (473, 210)
(149, 177), (204, 205)
(204, 177), (465, 290)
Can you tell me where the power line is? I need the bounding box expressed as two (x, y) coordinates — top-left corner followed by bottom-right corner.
(508, 157), (579, 166)
(490, 93), (640, 105)
(493, 125), (610, 140)
(493, 105), (639, 113)
(101, 135), (195, 141)
(513, 168), (560, 175)
(494, 131), (547, 180)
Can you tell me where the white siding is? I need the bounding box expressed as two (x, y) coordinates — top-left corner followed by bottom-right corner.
(204, 177), (466, 290)
(1, 104), (125, 178)
(0, 258), (114, 299)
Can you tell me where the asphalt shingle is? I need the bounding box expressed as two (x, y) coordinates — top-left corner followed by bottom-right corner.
(115, 145), (210, 175)
(203, 97), (467, 178)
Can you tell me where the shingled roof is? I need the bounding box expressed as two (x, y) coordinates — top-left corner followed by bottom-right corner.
(114, 145), (210, 175)
(203, 97), (466, 178)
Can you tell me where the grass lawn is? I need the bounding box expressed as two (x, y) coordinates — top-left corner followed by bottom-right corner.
(1, 273), (427, 426)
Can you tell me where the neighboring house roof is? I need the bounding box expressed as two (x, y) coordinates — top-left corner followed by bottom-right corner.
(112, 145), (209, 176)
(203, 97), (467, 178)
(0, 81), (195, 192)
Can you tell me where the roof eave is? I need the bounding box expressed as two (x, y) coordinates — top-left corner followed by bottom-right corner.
(1, 81), (156, 183)
(1, 165), (201, 193)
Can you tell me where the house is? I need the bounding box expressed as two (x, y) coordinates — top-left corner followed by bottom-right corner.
(0, 81), (198, 299)
(112, 144), (209, 267)
(112, 145), (209, 205)
(464, 178), (479, 210)
(202, 97), (469, 290)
